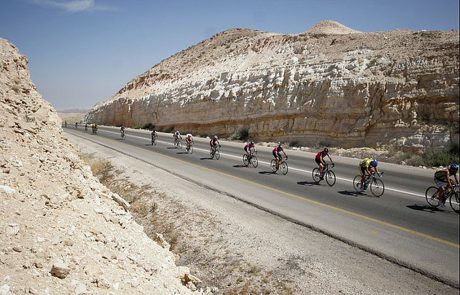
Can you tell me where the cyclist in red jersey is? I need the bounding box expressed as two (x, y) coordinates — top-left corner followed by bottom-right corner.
(272, 143), (287, 168)
(244, 141), (256, 156)
(315, 148), (333, 179)
(210, 135), (220, 153)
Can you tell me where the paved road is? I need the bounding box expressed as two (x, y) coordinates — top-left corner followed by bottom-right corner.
(65, 126), (459, 287)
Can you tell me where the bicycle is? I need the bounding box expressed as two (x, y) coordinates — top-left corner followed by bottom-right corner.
(425, 185), (459, 213)
(312, 163), (336, 186)
(353, 172), (385, 197)
(270, 156), (288, 175)
(243, 150), (258, 168)
(120, 129), (125, 140)
(210, 145), (221, 160)
(151, 133), (157, 145)
(186, 141), (194, 154)
(174, 137), (182, 149)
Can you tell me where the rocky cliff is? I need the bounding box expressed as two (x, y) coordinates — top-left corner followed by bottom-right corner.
(0, 38), (200, 294)
(87, 21), (459, 149)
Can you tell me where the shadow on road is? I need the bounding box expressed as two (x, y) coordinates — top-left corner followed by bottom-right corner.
(200, 157), (213, 160)
(176, 151), (189, 154)
(233, 164), (248, 168)
(337, 190), (363, 197)
(297, 181), (319, 186)
(259, 171), (276, 175)
(406, 204), (441, 213)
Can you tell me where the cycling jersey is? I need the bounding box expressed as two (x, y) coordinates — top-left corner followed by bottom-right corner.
(210, 139), (218, 147)
(315, 151), (327, 160)
(434, 170), (448, 182)
(359, 158), (372, 168)
(244, 143), (255, 152)
(273, 146), (283, 153)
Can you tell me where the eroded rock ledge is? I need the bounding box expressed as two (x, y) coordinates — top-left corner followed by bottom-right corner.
(87, 21), (459, 149)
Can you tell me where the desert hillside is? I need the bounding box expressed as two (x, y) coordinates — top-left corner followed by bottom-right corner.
(86, 20), (459, 149)
(0, 38), (200, 294)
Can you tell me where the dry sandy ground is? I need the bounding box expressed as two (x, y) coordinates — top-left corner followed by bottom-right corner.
(68, 134), (457, 295)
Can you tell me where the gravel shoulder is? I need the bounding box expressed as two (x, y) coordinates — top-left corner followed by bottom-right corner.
(68, 133), (457, 295)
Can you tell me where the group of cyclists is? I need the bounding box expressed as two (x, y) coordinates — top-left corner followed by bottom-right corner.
(119, 126), (459, 206)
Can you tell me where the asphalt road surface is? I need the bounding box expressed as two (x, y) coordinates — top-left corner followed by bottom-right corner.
(65, 125), (459, 288)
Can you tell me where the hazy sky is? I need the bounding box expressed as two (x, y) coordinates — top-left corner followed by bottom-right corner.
(1, 0), (458, 110)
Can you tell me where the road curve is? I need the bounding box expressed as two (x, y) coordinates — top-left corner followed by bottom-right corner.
(65, 126), (459, 288)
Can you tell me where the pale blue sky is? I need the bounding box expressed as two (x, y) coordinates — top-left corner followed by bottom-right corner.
(1, 0), (458, 110)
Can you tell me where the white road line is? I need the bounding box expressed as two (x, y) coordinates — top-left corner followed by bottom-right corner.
(101, 129), (427, 199)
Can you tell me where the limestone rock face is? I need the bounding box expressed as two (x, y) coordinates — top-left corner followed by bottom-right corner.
(87, 21), (459, 149)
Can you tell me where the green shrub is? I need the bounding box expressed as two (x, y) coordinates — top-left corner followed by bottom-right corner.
(408, 144), (460, 167)
(143, 123), (155, 130)
(231, 127), (249, 141)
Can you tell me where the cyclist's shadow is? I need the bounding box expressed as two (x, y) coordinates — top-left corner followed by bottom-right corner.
(259, 171), (276, 175)
(233, 164), (247, 168)
(406, 204), (442, 213)
(200, 157), (213, 160)
(337, 190), (365, 197)
(297, 181), (319, 186)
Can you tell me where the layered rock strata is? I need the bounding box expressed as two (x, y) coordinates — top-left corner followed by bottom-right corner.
(0, 38), (199, 294)
(87, 21), (459, 149)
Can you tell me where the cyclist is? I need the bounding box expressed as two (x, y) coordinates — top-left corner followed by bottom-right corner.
(120, 125), (125, 138)
(244, 141), (256, 156)
(432, 163), (459, 206)
(272, 143), (287, 169)
(210, 135), (220, 154)
(173, 130), (181, 146)
(185, 133), (194, 149)
(151, 128), (157, 145)
(315, 148), (333, 179)
(359, 158), (380, 189)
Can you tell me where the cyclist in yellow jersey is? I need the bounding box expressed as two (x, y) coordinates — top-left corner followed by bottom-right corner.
(359, 158), (380, 189)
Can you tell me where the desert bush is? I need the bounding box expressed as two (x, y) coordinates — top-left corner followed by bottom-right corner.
(406, 144), (459, 167)
(143, 123), (155, 130)
(231, 126), (249, 141)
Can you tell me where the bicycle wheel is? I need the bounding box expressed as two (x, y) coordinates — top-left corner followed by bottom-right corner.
(448, 191), (460, 213)
(370, 178), (385, 197)
(190, 145), (193, 154)
(243, 154), (249, 166)
(353, 175), (363, 192)
(280, 162), (288, 175)
(312, 168), (321, 183)
(215, 149), (220, 160)
(325, 170), (336, 187)
(250, 155), (258, 168)
(425, 186), (440, 208)
(270, 159), (277, 172)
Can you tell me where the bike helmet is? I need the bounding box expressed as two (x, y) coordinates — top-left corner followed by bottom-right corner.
(214, 135), (218, 139)
(250, 141), (254, 145)
(323, 148), (329, 153)
(278, 142), (282, 147)
(449, 163), (459, 171)
(370, 159), (378, 167)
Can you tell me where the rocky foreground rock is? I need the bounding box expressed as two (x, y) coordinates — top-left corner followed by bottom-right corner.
(87, 20), (459, 149)
(0, 38), (200, 294)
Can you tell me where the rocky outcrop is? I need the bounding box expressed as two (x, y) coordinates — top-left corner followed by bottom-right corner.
(87, 21), (459, 149)
(0, 38), (200, 294)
